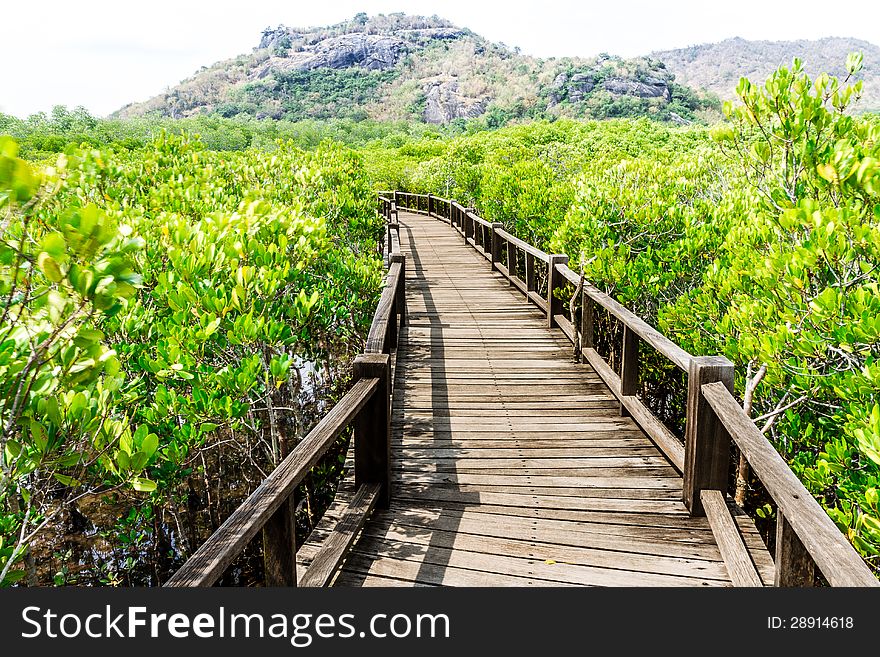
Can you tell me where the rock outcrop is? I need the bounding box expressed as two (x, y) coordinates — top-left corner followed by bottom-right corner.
(603, 76), (670, 99)
(423, 79), (487, 124)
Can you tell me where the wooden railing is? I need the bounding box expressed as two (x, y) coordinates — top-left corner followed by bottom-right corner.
(165, 198), (407, 587)
(393, 190), (878, 588)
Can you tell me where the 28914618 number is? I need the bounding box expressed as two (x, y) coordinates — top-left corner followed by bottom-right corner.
(768, 617), (854, 629)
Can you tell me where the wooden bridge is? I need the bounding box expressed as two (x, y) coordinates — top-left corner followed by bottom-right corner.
(167, 193), (877, 588)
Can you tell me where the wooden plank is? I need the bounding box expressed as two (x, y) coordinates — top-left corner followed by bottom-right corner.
(360, 518), (730, 580)
(702, 381), (877, 587)
(300, 483), (381, 587)
(390, 491), (706, 528)
(700, 490), (762, 587)
(165, 377), (379, 587)
(348, 535), (728, 587)
(552, 325), (685, 471)
(383, 504), (721, 551)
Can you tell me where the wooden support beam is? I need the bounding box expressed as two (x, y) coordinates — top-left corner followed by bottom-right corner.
(525, 252), (536, 293)
(262, 497), (297, 586)
(581, 290), (594, 350)
(491, 223), (504, 272)
(683, 356), (734, 515)
(546, 255), (569, 328)
(620, 326), (639, 417)
(354, 353), (392, 508)
(391, 253), (407, 329)
(775, 510), (815, 587)
(506, 239), (517, 285)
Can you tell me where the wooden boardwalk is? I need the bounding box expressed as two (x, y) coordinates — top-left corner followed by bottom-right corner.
(306, 211), (775, 586)
(170, 195), (876, 589)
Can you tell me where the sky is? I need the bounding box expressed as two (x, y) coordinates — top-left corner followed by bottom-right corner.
(2, 0), (879, 118)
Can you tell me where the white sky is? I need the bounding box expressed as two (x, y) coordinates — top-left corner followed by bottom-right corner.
(2, 0), (879, 118)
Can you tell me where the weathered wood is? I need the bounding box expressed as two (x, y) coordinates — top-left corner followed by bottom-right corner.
(703, 382), (877, 587)
(354, 354), (392, 508)
(620, 326), (639, 417)
(262, 497), (297, 586)
(365, 262), (402, 354)
(506, 238), (517, 284)
(555, 263), (692, 371)
(547, 255), (569, 328)
(683, 356), (734, 515)
(553, 332), (685, 472)
(495, 228), (549, 261)
(527, 291), (548, 313)
(774, 510), (815, 587)
(165, 377), (379, 587)
(390, 253), (407, 328)
(361, 518), (729, 580)
(294, 205), (781, 588)
(700, 489), (762, 587)
(300, 483), (381, 587)
(581, 291), (594, 350)
(525, 252), (536, 293)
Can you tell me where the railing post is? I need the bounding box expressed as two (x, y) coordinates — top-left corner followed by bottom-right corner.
(490, 222), (504, 271)
(581, 290), (594, 350)
(506, 240), (517, 284)
(393, 191), (399, 207)
(775, 510), (815, 587)
(546, 254), (569, 328)
(391, 201), (397, 223)
(262, 424), (297, 589)
(619, 327), (639, 416)
(683, 356), (734, 515)
(391, 253), (407, 328)
(465, 208), (475, 245)
(525, 253), (535, 292)
(353, 353), (392, 508)
(262, 497), (297, 586)
(428, 193), (434, 217)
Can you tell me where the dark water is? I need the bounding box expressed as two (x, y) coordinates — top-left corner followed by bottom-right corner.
(29, 353), (351, 587)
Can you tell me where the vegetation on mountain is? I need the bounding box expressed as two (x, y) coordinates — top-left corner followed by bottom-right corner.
(115, 13), (720, 125)
(654, 36), (880, 111)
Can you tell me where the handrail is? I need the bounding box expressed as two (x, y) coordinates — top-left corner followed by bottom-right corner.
(702, 382), (878, 587)
(496, 228), (549, 262)
(556, 263), (692, 371)
(166, 377), (380, 587)
(390, 189), (878, 587)
(365, 261), (403, 353)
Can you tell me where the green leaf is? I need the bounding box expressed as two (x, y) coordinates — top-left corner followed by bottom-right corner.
(40, 233), (67, 258)
(37, 252), (63, 283)
(131, 477), (157, 493)
(53, 473), (82, 487)
(141, 433), (159, 459)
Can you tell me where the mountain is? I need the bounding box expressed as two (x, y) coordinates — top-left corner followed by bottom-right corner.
(653, 37), (880, 112)
(114, 13), (718, 125)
